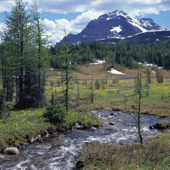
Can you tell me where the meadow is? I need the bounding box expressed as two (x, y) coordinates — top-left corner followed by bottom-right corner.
(46, 65), (170, 170)
(0, 64), (170, 169)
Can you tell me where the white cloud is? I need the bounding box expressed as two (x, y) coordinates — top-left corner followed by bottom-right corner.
(128, 0), (162, 4)
(41, 10), (103, 44)
(0, 0), (170, 44)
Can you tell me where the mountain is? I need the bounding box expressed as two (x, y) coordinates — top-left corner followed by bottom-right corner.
(56, 10), (165, 46)
(99, 30), (170, 45)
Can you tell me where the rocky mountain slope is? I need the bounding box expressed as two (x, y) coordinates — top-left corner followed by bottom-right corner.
(56, 10), (166, 46)
(99, 30), (170, 45)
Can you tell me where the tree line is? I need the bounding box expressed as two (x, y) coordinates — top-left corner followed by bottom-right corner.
(50, 40), (170, 70)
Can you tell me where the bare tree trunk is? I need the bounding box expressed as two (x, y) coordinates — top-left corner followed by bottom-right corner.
(138, 90), (143, 144)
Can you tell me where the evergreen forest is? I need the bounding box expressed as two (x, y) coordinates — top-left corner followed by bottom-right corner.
(50, 40), (170, 70)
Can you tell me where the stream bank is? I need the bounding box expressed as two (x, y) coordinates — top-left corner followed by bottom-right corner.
(0, 110), (169, 170)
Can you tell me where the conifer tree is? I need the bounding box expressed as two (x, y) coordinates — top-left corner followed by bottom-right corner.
(57, 31), (79, 112)
(1, 0), (49, 108)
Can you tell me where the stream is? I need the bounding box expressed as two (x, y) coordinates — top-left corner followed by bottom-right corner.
(0, 110), (169, 170)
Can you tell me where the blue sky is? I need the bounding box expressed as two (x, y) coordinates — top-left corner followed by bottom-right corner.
(0, 0), (170, 45)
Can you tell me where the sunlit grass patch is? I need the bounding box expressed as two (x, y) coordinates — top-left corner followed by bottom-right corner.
(0, 108), (102, 151)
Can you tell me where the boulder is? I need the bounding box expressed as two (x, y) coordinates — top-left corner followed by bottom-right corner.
(4, 147), (19, 155)
(106, 126), (116, 130)
(26, 164), (37, 170)
(74, 123), (84, 129)
(110, 122), (115, 125)
(126, 89), (131, 91)
(38, 139), (44, 143)
(91, 127), (97, 131)
(30, 137), (35, 143)
(109, 83), (114, 87)
(45, 134), (49, 138)
(0, 154), (5, 159)
(149, 125), (154, 129)
(117, 112), (121, 114)
(117, 90), (122, 93)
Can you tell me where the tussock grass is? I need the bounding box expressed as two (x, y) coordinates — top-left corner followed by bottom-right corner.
(78, 137), (170, 170)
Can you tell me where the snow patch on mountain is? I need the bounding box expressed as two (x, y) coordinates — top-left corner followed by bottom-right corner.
(110, 26), (122, 33)
(106, 10), (129, 20)
(128, 19), (147, 32)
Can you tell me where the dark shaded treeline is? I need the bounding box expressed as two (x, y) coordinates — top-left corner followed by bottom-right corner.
(50, 40), (170, 70)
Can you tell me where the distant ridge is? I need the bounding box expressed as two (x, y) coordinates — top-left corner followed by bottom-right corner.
(56, 10), (167, 46)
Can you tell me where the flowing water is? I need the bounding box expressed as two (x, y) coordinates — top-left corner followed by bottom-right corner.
(0, 110), (169, 170)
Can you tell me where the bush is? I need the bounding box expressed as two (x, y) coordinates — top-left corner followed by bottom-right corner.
(43, 104), (66, 125)
(112, 78), (119, 84)
(94, 78), (100, 89)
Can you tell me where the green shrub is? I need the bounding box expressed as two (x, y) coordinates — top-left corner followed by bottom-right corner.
(94, 78), (100, 89)
(43, 104), (66, 125)
(112, 78), (119, 84)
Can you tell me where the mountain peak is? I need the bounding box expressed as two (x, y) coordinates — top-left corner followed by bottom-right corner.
(56, 10), (165, 46)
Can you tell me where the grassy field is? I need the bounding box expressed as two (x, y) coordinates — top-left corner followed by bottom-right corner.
(46, 67), (170, 118)
(45, 65), (170, 170)
(0, 64), (170, 169)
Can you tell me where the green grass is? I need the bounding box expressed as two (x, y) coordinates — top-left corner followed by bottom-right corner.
(0, 108), (102, 151)
(47, 81), (170, 118)
(78, 131), (170, 170)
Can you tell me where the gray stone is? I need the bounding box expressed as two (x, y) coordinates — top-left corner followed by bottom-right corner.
(106, 126), (116, 130)
(117, 90), (122, 93)
(110, 122), (115, 125)
(34, 137), (39, 141)
(117, 112), (121, 114)
(30, 137), (35, 143)
(109, 83), (114, 86)
(111, 112), (117, 116)
(26, 164), (37, 170)
(149, 125), (154, 129)
(91, 127), (97, 131)
(4, 147), (19, 155)
(74, 123), (84, 129)
(45, 134), (49, 138)
(38, 139), (44, 143)
(0, 154), (5, 159)
(126, 89), (131, 91)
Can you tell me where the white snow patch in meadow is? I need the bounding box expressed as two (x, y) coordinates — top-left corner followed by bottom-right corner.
(108, 68), (126, 75)
(138, 62), (143, 64)
(89, 59), (105, 65)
